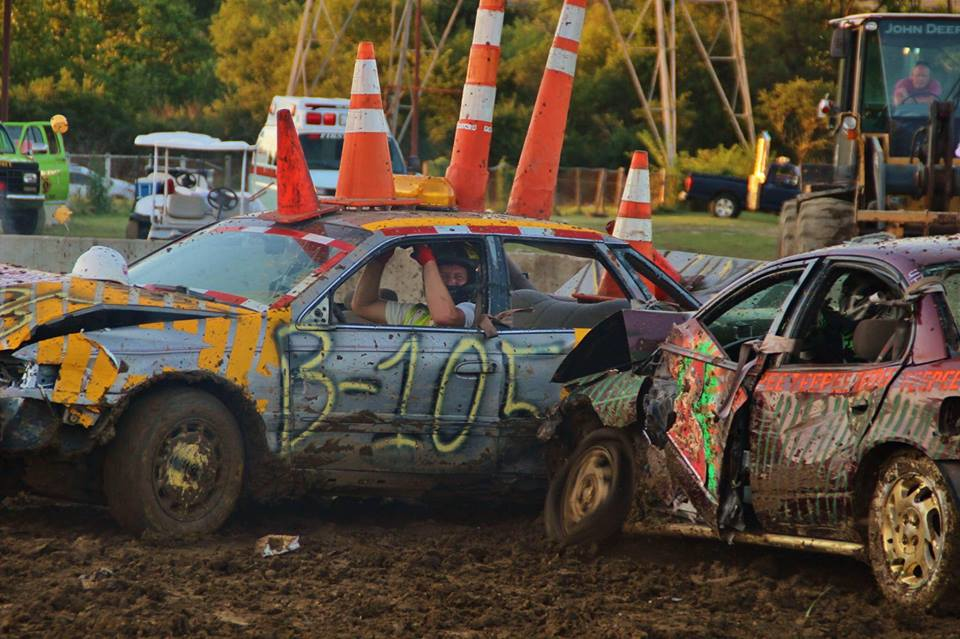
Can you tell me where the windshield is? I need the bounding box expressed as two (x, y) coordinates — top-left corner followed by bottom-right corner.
(862, 19), (960, 148)
(129, 220), (368, 305)
(0, 127), (15, 154)
(299, 134), (407, 174)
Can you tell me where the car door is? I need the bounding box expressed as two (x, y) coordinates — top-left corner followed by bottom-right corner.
(748, 261), (909, 534)
(285, 237), (503, 483)
(646, 264), (811, 525)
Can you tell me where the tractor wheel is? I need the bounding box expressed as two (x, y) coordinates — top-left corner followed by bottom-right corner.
(867, 451), (960, 611)
(795, 196), (856, 253)
(0, 206), (44, 235)
(777, 198), (800, 257)
(544, 428), (636, 547)
(103, 388), (244, 536)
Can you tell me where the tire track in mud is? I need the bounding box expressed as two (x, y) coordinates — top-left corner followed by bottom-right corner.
(0, 496), (955, 638)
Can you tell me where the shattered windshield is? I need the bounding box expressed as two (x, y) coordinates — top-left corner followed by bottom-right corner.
(864, 20), (960, 127)
(128, 220), (368, 306)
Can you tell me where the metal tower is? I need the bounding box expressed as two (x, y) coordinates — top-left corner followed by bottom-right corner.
(601, 0), (755, 167)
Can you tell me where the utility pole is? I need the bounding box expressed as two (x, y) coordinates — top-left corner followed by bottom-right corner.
(1, 0), (11, 121)
(409, 0), (422, 169)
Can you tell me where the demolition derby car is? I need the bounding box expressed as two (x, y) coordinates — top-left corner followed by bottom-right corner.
(543, 236), (960, 608)
(0, 209), (697, 536)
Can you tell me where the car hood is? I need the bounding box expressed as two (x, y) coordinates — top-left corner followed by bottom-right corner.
(0, 263), (250, 353)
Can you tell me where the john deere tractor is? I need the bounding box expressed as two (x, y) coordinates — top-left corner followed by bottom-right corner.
(778, 13), (960, 256)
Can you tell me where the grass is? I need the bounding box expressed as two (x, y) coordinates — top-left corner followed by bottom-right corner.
(39, 204), (779, 261)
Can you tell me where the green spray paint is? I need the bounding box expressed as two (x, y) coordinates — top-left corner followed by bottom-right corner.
(674, 339), (722, 494)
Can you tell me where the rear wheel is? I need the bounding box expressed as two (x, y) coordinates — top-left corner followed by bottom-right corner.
(777, 198), (799, 257)
(709, 193), (741, 219)
(544, 428), (636, 546)
(103, 388), (244, 536)
(0, 205), (43, 235)
(868, 451), (960, 610)
(795, 196), (856, 253)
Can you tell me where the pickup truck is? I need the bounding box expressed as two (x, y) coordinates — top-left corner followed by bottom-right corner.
(0, 125), (44, 234)
(680, 162), (800, 218)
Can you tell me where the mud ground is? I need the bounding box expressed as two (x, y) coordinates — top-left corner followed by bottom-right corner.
(0, 495), (957, 638)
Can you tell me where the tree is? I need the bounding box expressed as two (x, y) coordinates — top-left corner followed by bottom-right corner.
(757, 77), (833, 164)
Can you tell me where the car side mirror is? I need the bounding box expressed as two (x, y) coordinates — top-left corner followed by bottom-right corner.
(830, 28), (851, 59)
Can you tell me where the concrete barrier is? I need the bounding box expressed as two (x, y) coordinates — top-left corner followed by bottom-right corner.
(0, 236), (165, 273)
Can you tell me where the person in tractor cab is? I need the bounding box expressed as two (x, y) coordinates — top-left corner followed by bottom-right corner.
(352, 243), (478, 327)
(892, 61), (942, 105)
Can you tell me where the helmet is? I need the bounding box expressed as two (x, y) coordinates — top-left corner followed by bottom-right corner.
(72, 246), (130, 285)
(434, 243), (479, 304)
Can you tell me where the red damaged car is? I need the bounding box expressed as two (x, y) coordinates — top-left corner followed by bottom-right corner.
(542, 236), (960, 609)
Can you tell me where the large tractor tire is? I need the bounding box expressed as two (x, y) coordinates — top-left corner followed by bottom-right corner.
(777, 198), (800, 257)
(0, 205), (44, 235)
(795, 196), (856, 253)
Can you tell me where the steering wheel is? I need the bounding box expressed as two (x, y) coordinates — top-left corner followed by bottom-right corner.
(901, 91), (939, 104)
(206, 187), (240, 219)
(176, 172), (198, 188)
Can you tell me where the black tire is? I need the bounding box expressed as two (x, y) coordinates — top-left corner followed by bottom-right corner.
(867, 451), (960, 611)
(103, 388), (244, 536)
(777, 198), (799, 257)
(125, 218), (149, 239)
(795, 196), (856, 253)
(0, 205), (43, 235)
(544, 428), (636, 547)
(708, 193), (741, 219)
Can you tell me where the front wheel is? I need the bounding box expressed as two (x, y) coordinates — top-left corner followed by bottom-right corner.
(867, 451), (960, 610)
(709, 193), (741, 219)
(103, 388), (244, 536)
(544, 428), (635, 547)
(0, 205), (43, 234)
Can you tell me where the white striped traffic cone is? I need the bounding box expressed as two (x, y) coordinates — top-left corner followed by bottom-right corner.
(445, 0), (505, 211)
(506, 0), (586, 219)
(335, 41), (396, 201)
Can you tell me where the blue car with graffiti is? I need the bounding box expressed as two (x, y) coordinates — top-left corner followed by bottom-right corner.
(0, 208), (698, 536)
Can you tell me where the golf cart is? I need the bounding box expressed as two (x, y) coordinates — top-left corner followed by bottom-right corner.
(128, 132), (264, 240)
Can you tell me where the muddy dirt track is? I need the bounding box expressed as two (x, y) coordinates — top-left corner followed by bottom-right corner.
(0, 495), (957, 639)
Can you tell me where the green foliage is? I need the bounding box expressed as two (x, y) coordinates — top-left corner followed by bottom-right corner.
(675, 144), (755, 178)
(758, 77), (834, 164)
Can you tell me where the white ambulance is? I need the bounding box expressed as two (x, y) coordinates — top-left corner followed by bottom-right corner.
(251, 96), (407, 208)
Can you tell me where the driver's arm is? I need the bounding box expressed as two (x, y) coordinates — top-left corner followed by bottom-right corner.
(413, 246), (465, 327)
(351, 252), (392, 324)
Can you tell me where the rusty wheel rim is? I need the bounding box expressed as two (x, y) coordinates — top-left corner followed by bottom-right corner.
(152, 419), (223, 521)
(879, 471), (945, 590)
(563, 446), (615, 526)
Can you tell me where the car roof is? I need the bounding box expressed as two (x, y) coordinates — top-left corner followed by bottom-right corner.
(246, 208), (617, 243)
(774, 236), (960, 279)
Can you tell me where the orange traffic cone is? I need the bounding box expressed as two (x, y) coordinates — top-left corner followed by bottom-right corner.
(599, 151), (681, 298)
(335, 41), (395, 201)
(274, 108), (321, 221)
(445, 0), (505, 211)
(506, 0), (586, 219)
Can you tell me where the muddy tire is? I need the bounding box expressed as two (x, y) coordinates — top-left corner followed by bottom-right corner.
(867, 451), (960, 611)
(544, 428), (636, 547)
(103, 388), (244, 536)
(795, 196), (856, 253)
(777, 198), (799, 257)
(709, 193), (741, 219)
(0, 206), (43, 235)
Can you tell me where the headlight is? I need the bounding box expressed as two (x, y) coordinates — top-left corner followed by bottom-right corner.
(22, 173), (38, 184)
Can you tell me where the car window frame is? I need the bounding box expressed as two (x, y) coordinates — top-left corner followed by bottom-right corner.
(297, 234), (491, 333)
(487, 235), (643, 328)
(772, 256), (914, 371)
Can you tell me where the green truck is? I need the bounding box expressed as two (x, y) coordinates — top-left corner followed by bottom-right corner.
(1, 117), (70, 234)
(0, 124), (44, 234)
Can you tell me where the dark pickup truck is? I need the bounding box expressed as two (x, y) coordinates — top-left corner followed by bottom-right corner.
(0, 125), (44, 234)
(680, 162), (800, 218)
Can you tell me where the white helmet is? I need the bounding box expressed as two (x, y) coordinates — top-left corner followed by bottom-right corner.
(71, 246), (130, 285)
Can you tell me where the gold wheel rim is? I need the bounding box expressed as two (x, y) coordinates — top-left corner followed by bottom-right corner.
(563, 446), (615, 525)
(879, 471), (945, 589)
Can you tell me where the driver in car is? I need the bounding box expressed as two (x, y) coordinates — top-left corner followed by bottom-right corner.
(893, 61), (942, 106)
(351, 244), (478, 327)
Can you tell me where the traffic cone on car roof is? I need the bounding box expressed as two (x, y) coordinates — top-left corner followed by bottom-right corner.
(598, 151), (682, 298)
(335, 41), (396, 201)
(274, 108), (321, 221)
(506, 0), (586, 219)
(445, 0), (505, 211)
